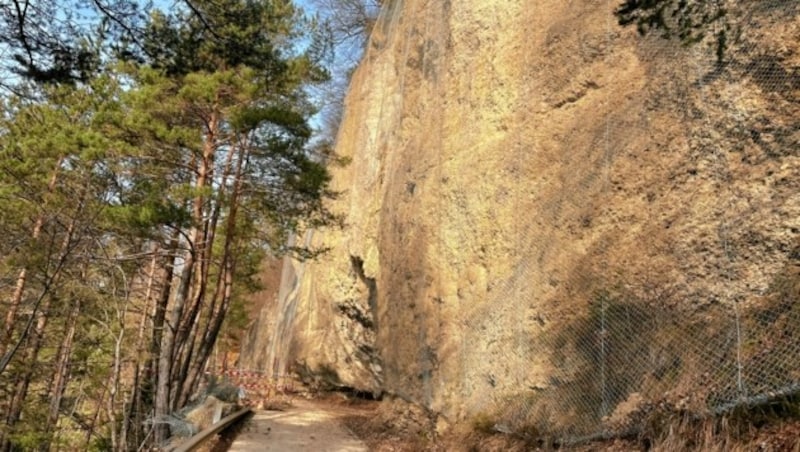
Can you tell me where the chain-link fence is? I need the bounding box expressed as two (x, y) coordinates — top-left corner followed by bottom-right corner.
(263, 0), (799, 444)
(434, 0), (800, 444)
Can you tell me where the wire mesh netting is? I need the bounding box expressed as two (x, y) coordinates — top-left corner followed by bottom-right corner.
(259, 0), (798, 445)
(412, 0), (800, 444)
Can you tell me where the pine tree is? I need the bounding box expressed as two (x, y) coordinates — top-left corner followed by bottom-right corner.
(0, 1), (336, 447)
(122, 0), (334, 445)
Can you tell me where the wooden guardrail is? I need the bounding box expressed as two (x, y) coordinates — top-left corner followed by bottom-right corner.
(168, 407), (253, 452)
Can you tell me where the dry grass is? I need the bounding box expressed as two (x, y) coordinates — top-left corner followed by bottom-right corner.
(623, 397), (800, 452)
(295, 388), (800, 451)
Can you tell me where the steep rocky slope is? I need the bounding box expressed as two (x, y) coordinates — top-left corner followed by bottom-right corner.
(241, 0), (799, 437)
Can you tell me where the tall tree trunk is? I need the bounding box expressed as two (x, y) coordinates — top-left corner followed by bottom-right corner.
(83, 382), (109, 451)
(154, 248), (187, 443)
(0, 157), (63, 360)
(155, 109), (217, 441)
(107, 273), (134, 452)
(150, 234), (178, 370)
(188, 251), (238, 398)
(123, 247), (159, 451)
(175, 319), (200, 408)
(182, 145), (247, 402)
(44, 294), (81, 447)
(182, 261), (228, 401)
(146, 235), (175, 447)
(1, 206), (79, 452)
(175, 143), (236, 408)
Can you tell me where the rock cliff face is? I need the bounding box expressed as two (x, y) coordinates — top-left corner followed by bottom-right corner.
(241, 0), (799, 434)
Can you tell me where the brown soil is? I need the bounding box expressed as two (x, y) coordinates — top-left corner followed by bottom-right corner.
(226, 396), (370, 452)
(219, 392), (800, 451)
(336, 395), (800, 452)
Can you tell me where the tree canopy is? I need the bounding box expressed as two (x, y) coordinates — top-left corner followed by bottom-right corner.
(0, 0), (340, 449)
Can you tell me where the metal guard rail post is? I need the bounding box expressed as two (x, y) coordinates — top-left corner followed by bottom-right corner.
(168, 407), (253, 452)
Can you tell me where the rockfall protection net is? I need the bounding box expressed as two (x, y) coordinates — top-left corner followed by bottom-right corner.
(411, 0), (800, 444)
(233, 0), (796, 444)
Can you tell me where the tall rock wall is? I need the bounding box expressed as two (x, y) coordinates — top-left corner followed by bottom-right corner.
(242, 0), (800, 435)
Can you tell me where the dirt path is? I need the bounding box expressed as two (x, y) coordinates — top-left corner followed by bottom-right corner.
(227, 398), (368, 452)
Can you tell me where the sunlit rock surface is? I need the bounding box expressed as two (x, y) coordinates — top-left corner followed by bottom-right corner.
(241, 0), (800, 429)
